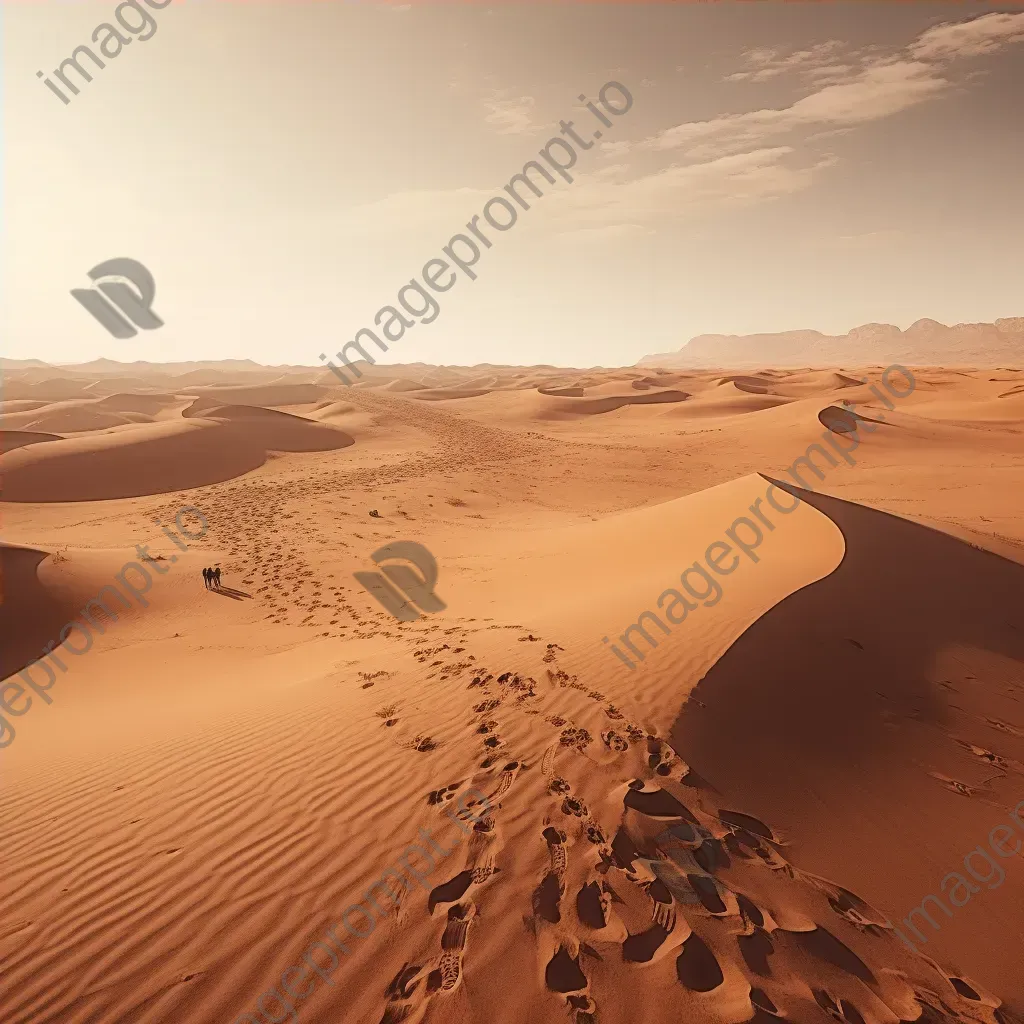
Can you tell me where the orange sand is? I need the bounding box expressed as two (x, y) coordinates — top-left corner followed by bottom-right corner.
(2, 360), (1024, 1024)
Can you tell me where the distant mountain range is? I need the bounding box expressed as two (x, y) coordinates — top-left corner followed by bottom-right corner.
(0, 358), (51, 369)
(638, 318), (1024, 369)
(7, 318), (1022, 378)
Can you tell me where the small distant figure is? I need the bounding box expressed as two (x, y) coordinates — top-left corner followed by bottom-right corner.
(369, 509), (381, 518)
(214, 567), (222, 588)
(203, 567), (211, 589)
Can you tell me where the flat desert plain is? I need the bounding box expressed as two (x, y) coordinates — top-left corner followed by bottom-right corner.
(3, 361), (1024, 1024)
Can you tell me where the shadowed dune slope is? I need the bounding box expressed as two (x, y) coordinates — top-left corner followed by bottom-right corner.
(0, 395), (185, 434)
(307, 400), (361, 422)
(20, 405), (148, 433)
(538, 385), (586, 397)
(82, 377), (161, 395)
(407, 388), (493, 401)
(0, 430), (62, 454)
(671, 481), (1024, 999)
(0, 421), (265, 501)
(0, 400), (50, 415)
(668, 382), (794, 417)
(714, 375), (778, 394)
(93, 393), (182, 414)
(183, 402), (356, 451)
(182, 383), (330, 408)
(539, 389), (692, 418)
(0, 545), (101, 683)
(0, 410), (353, 501)
(817, 405), (875, 434)
(3, 378), (96, 402)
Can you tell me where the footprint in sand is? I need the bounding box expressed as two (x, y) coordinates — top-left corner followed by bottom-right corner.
(562, 795), (590, 819)
(428, 810), (503, 914)
(487, 760), (522, 803)
(378, 905), (477, 1024)
(544, 945), (597, 1023)
(534, 827), (569, 924)
(426, 782), (462, 806)
(675, 932), (724, 992)
(620, 872), (695, 966)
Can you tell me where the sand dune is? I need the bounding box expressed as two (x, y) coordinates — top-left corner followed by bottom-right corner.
(0, 408), (354, 501)
(0, 394), (186, 433)
(672, 482), (1024, 995)
(0, 399), (51, 415)
(664, 386), (793, 418)
(309, 399), (361, 420)
(9, 403), (149, 433)
(185, 402), (357, 451)
(538, 385), (586, 397)
(714, 375), (778, 395)
(407, 387), (494, 401)
(81, 376), (165, 395)
(0, 429), (62, 454)
(94, 392), (183, 414)
(2, 358), (1023, 1024)
(533, 389), (692, 419)
(3, 377), (96, 402)
(182, 383), (330, 408)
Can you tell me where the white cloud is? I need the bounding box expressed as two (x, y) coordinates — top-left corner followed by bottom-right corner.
(909, 12), (1024, 61)
(705, 13), (1024, 159)
(482, 91), (539, 135)
(544, 147), (838, 234)
(629, 59), (948, 160)
(329, 14), (1024, 252)
(725, 40), (844, 83)
(830, 229), (905, 250)
(328, 147), (835, 244)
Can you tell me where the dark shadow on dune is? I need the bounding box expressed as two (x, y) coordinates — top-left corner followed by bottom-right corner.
(1, 407), (355, 501)
(545, 390), (692, 418)
(210, 587), (252, 601)
(0, 545), (81, 682)
(407, 389), (492, 401)
(427, 870), (473, 914)
(668, 478), (1024, 991)
(671, 479), (1024, 778)
(817, 406), (889, 434)
(0, 429), (63, 454)
(784, 926), (875, 984)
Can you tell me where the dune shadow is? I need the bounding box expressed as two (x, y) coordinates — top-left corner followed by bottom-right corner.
(0, 545), (79, 682)
(0, 411), (355, 502)
(667, 477), (1024, 993)
(670, 475), (1024, 818)
(209, 587), (251, 601)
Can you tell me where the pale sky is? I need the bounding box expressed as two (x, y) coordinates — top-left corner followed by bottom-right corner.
(4, 2), (1023, 368)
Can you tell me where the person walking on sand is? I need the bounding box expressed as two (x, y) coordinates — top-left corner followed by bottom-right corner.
(214, 567), (222, 588)
(203, 567), (211, 589)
